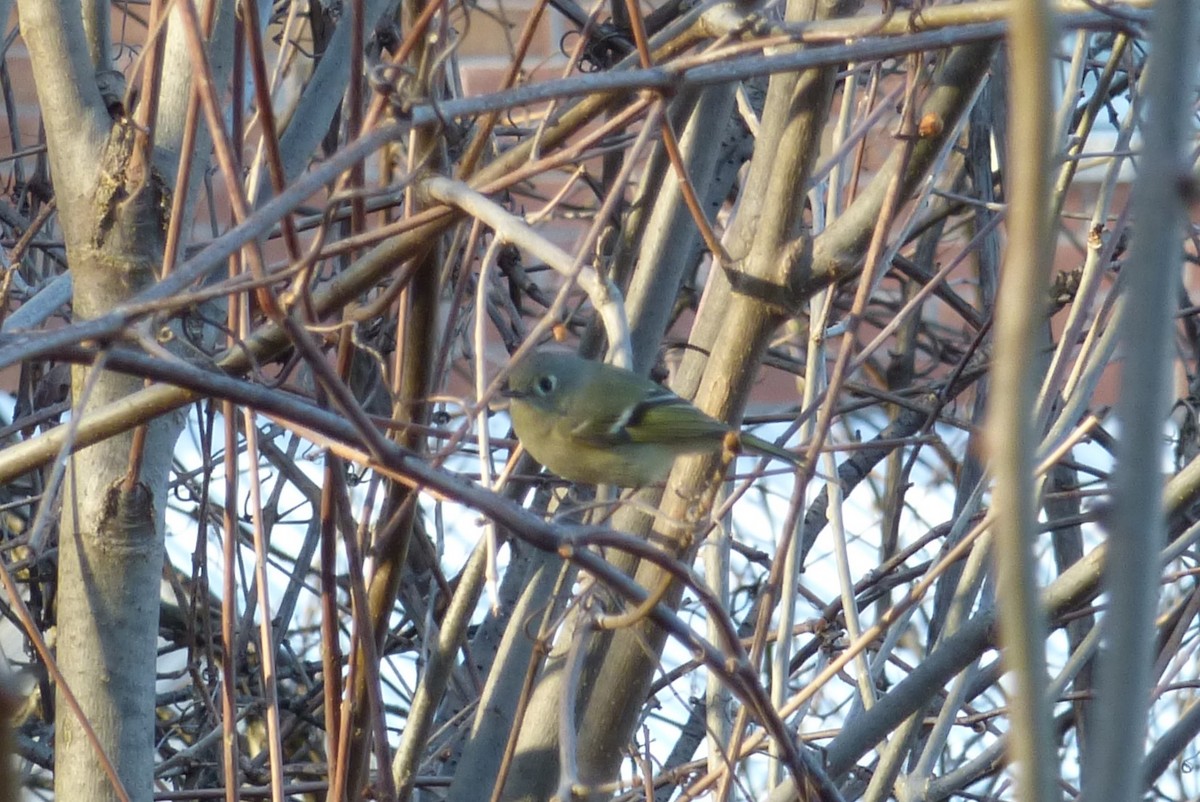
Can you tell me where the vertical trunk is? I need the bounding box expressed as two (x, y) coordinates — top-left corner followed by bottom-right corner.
(52, 130), (186, 802)
(16, 1), (229, 796)
(43, 133), (173, 802)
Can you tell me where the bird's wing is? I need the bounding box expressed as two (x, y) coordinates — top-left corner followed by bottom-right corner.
(602, 388), (729, 445)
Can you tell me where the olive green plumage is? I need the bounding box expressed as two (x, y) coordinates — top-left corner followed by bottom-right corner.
(503, 350), (802, 486)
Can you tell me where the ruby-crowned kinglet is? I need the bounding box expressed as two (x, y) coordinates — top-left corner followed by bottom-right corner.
(502, 350), (803, 486)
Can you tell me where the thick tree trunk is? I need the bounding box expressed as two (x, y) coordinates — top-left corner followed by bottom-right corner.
(51, 131), (186, 802)
(15, 2), (226, 797)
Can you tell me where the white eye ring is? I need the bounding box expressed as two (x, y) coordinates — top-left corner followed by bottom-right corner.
(535, 374), (557, 395)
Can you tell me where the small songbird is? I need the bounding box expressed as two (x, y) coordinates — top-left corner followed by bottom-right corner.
(502, 350), (802, 486)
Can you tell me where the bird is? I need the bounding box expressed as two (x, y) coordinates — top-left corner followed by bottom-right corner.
(502, 349), (803, 486)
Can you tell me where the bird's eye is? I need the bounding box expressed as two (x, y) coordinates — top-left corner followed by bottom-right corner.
(535, 374), (557, 395)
